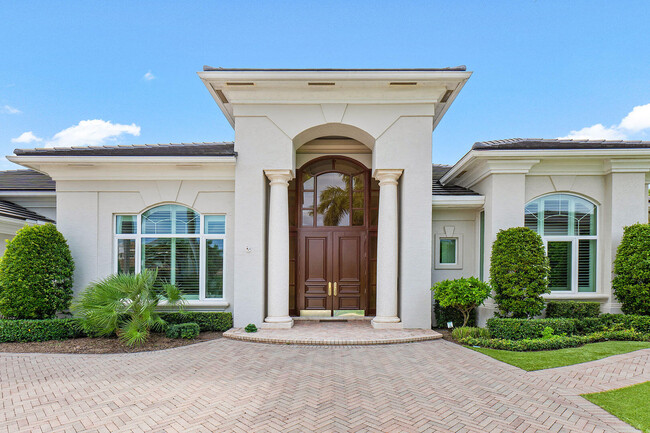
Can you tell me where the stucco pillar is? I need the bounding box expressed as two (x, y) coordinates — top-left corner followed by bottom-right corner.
(262, 169), (294, 328)
(372, 169), (403, 329)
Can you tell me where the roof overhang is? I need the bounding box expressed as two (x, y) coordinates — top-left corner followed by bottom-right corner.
(432, 195), (485, 208)
(441, 148), (650, 188)
(7, 155), (237, 181)
(198, 69), (472, 129)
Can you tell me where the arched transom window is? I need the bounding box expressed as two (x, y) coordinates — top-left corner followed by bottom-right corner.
(114, 205), (225, 300)
(525, 194), (597, 293)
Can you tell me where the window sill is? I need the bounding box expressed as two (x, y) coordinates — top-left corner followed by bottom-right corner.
(542, 293), (610, 301)
(158, 299), (230, 311)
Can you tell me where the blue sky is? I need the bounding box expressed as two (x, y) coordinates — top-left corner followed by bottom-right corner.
(1, 1), (649, 170)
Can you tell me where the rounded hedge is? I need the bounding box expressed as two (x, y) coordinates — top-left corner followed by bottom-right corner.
(612, 223), (650, 316)
(490, 227), (550, 318)
(0, 224), (75, 319)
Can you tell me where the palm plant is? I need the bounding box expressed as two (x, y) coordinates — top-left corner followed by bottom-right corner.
(72, 269), (185, 346)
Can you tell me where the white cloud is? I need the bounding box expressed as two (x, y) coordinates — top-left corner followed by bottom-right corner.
(143, 71), (155, 81)
(11, 131), (43, 143)
(559, 102), (650, 140)
(45, 119), (141, 148)
(558, 124), (627, 140)
(618, 103), (650, 133)
(2, 105), (21, 114)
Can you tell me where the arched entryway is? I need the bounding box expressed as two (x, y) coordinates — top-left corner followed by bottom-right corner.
(289, 156), (378, 317)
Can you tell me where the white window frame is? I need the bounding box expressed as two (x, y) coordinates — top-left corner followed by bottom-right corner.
(113, 211), (226, 301)
(527, 193), (599, 294)
(434, 234), (463, 270)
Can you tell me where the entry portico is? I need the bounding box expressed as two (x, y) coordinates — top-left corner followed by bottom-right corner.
(199, 67), (471, 328)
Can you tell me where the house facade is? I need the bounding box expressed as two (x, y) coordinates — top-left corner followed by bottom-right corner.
(5, 67), (650, 328)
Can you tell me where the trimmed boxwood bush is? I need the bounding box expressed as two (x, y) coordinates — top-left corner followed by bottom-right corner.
(159, 312), (232, 332)
(612, 223), (650, 316)
(546, 301), (601, 319)
(487, 317), (577, 340)
(0, 224), (75, 319)
(461, 329), (649, 351)
(598, 314), (650, 334)
(166, 322), (200, 339)
(0, 318), (84, 342)
(434, 302), (476, 328)
(490, 227), (550, 318)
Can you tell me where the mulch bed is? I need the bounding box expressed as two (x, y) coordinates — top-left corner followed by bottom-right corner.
(0, 332), (223, 354)
(435, 328), (463, 345)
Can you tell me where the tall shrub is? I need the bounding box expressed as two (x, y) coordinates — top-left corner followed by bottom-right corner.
(490, 227), (550, 318)
(0, 224), (74, 319)
(612, 223), (650, 315)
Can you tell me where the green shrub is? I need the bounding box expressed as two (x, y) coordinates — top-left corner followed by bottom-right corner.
(245, 323), (257, 333)
(490, 227), (550, 318)
(0, 318), (84, 342)
(72, 270), (184, 347)
(461, 329), (649, 351)
(166, 322), (200, 339)
(612, 224), (650, 316)
(0, 224), (75, 319)
(159, 312), (233, 332)
(434, 302), (476, 328)
(598, 314), (650, 334)
(451, 326), (490, 341)
(431, 277), (491, 327)
(576, 317), (607, 334)
(487, 317), (577, 340)
(546, 301), (601, 319)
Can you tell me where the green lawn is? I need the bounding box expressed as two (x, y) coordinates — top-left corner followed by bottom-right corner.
(583, 381), (650, 433)
(470, 341), (650, 371)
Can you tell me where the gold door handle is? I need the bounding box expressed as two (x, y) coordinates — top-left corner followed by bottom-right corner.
(334, 282), (337, 296)
(328, 282), (332, 296)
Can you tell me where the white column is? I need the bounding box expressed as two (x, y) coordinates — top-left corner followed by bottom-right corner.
(262, 169), (294, 328)
(372, 169), (403, 329)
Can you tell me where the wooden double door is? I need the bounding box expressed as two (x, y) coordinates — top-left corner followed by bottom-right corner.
(297, 229), (367, 315)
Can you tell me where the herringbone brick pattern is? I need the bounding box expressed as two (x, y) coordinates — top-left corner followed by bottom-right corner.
(1, 339), (647, 432)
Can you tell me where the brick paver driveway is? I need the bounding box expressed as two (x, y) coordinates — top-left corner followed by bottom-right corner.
(1, 339), (648, 433)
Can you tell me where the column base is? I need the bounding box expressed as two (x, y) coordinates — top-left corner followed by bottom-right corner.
(371, 317), (403, 329)
(261, 317), (294, 329)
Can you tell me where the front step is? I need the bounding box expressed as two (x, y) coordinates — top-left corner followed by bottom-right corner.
(293, 315), (373, 321)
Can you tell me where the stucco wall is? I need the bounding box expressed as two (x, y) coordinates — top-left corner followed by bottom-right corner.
(431, 209), (478, 283)
(56, 178), (235, 312)
(0, 233), (13, 256)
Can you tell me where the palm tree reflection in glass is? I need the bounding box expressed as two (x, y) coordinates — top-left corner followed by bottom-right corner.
(315, 173), (364, 226)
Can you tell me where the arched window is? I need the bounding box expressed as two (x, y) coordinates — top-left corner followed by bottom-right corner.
(299, 157), (376, 227)
(525, 194), (597, 293)
(114, 205), (226, 300)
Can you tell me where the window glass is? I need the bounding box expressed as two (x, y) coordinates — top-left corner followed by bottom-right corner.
(204, 215), (226, 235)
(116, 215), (137, 234)
(142, 205), (200, 235)
(548, 241), (572, 291)
(440, 238), (457, 264)
(578, 239), (597, 292)
(206, 239), (224, 298)
(141, 237), (200, 300)
(316, 172), (350, 226)
(117, 239), (136, 273)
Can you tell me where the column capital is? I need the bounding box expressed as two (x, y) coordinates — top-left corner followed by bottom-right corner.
(264, 169), (294, 186)
(373, 169), (403, 186)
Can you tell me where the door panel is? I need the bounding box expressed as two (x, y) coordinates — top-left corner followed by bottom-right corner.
(298, 234), (331, 311)
(332, 232), (366, 312)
